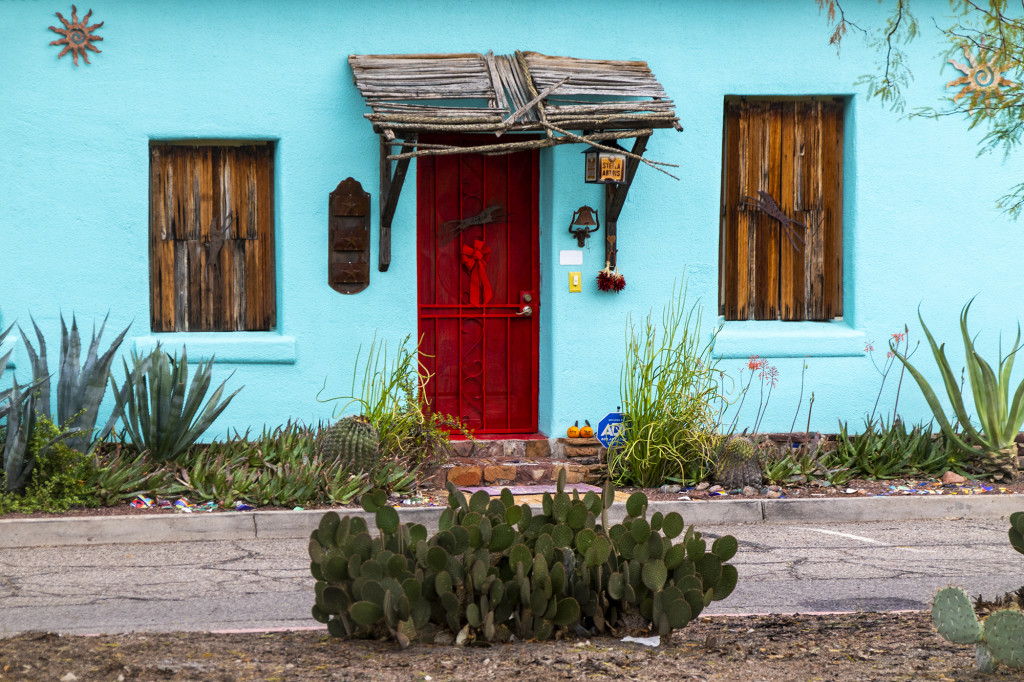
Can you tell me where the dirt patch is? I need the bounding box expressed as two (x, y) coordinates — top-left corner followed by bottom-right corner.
(0, 612), (1005, 681)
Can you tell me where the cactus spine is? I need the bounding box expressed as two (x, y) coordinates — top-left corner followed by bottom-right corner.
(317, 416), (380, 473)
(715, 435), (761, 489)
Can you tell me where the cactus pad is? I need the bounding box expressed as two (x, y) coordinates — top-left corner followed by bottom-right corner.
(932, 586), (983, 644)
(1009, 511), (1024, 555)
(984, 609), (1024, 669)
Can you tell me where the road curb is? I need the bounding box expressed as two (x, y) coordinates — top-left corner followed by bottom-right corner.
(1, 495), (1020, 549)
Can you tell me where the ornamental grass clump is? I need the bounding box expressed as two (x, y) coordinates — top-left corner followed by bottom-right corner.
(892, 299), (1024, 480)
(608, 281), (723, 488)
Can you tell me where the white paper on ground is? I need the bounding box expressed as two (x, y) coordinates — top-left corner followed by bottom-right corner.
(621, 635), (660, 647)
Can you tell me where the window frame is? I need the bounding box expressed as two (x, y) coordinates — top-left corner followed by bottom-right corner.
(718, 97), (844, 322)
(148, 140), (277, 332)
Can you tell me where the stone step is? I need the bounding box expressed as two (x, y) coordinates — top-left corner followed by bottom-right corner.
(449, 437), (606, 464)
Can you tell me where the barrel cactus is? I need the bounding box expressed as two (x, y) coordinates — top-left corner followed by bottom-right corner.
(714, 436), (761, 489)
(317, 416), (380, 473)
(933, 585), (1024, 672)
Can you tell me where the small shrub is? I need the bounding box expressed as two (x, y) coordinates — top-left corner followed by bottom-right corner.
(0, 417), (94, 513)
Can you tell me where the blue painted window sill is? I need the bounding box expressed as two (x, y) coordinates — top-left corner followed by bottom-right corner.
(712, 320), (867, 359)
(132, 333), (297, 365)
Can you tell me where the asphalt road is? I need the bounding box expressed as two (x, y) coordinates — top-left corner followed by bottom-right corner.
(1, 518), (1019, 636)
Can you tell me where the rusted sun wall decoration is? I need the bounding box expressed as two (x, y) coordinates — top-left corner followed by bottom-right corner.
(946, 43), (1019, 112)
(49, 5), (103, 66)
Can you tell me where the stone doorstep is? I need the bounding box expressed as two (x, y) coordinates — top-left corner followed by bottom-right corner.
(449, 437), (606, 461)
(421, 460), (603, 488)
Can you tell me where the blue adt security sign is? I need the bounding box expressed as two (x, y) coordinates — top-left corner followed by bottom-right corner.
(597, 412), (625, 448)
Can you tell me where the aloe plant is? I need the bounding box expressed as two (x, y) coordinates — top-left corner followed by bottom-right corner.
(891, 299), (1024, 480)
(18, 314), (131, 453)
(110, 344), (242, 463)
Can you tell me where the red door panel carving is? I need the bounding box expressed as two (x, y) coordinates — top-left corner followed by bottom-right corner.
(417, 137), (539, 435)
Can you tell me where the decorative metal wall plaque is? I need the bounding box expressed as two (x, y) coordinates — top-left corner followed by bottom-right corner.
(328, 178), (371, 294)
(946, 44), (1019, 112)
(49, 5), (103, 66)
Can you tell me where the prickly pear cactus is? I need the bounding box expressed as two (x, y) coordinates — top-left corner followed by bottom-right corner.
(308, 469), (739, 647)
(933, 585), (1024, 672)
(714, 436), (761, 490)
(1009, 511), (1024, 555)
(317, 416), (380, 473)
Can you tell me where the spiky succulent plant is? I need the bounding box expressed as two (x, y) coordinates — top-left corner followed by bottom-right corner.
(714, 435), (761, 489)
(317, 416), (380, 473)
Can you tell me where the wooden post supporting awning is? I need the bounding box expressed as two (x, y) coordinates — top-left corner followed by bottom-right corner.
(348, 50), (683, 271)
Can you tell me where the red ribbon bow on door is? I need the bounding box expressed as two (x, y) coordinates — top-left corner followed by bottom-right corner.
(460, 239), (493, 306)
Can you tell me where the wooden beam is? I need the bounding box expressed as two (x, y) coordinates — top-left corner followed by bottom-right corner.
(604, 135), (649, 270)
(379, 134), (416, 272)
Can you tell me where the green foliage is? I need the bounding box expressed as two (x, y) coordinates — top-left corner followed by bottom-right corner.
(609, 280), (723, 488)
(110, 344), (242, 463)
(0, 416), (94, 513)
(932, 585), (1024, 672)
(87, 443), (175, 507)
(892, 300), (1024, 480)
(174, 422), (381, 508)
(310, 475), (738, 646)
(318, 334), (465, 474)
(834, 418), (968, 480)
(19, 314), (131, 453)
(819, 0), (1024, 217)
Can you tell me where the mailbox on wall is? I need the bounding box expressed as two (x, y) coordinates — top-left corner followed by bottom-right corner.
(328, 177), (371, 294)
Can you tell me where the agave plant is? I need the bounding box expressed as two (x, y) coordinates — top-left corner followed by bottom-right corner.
(18, 314), (131, 453)
(110, 344), (242, 463)
(2, 378), (78, 493)
(892, 299), (1024, 480)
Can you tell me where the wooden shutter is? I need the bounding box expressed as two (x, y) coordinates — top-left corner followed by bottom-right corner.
(149, 143), (276, 332)
(719, 99), (843, 321)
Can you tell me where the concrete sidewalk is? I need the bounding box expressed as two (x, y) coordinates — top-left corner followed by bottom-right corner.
(2, 493), (1021, 549)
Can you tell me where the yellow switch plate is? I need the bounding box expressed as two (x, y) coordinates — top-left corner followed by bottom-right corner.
(569, 271), (582, 292)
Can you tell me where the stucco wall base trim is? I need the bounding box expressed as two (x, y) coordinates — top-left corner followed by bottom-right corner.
(132, 333), (297, 365)
(713, 320), (866, 359)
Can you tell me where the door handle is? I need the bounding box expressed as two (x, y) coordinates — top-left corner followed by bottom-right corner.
(516, 305), (533, 317)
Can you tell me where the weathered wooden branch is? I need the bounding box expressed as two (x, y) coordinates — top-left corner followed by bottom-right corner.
(385, 129), (655, 161)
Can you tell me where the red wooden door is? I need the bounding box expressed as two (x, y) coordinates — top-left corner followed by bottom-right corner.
(417, 138), (539, 435)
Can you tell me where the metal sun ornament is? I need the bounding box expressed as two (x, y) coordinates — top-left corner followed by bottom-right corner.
(946, 43), (1019, 113)
(49, 5), (103, 66)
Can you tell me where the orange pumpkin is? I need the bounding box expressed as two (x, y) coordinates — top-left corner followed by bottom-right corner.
(580, 420), (594, 438)
(567, 421), (580, 438)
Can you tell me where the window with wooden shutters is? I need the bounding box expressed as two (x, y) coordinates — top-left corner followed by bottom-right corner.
(149, 142), (276, 332)
(719, 98), (843, 321)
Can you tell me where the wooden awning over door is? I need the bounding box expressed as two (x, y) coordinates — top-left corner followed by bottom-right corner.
(348, 50), (683, 272)
(348, 50), (681, 150)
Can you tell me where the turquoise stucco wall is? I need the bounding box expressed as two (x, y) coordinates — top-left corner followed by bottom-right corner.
(2, 0), (1022, 438)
